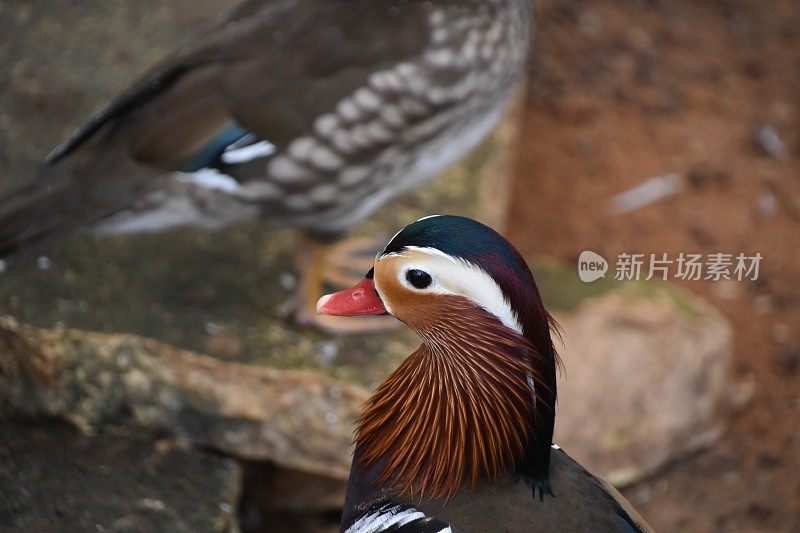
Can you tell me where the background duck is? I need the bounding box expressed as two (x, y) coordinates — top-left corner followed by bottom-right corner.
(0, 0), (532, 333)
(318, 215), (654, 532)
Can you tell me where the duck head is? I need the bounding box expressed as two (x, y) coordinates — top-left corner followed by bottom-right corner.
(318, 215), (560, 500)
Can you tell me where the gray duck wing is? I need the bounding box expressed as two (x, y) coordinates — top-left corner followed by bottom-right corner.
(47, 0), (433, 171)
(414, 448), (655, 533)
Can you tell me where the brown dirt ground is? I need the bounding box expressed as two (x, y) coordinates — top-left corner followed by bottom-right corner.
(509, 1), (800, 531)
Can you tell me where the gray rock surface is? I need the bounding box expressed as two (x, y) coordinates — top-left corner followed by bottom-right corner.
(0, 418), (241, 533)
(555, 287), (733, 486)
(0, 280), (733, 497)
(0, 316), (368, 482)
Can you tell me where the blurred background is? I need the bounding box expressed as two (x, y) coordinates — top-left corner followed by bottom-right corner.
(1, 1), (798, 532)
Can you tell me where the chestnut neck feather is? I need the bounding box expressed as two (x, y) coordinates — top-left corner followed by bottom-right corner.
(355, 296), (551, 500)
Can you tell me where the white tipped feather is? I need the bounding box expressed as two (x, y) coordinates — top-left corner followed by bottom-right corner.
(220, 140), (275, 164)
(177, 169), (241, 193)
(345, 504), (451, 533)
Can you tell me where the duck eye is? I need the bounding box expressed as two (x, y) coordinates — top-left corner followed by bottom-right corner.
(406, 269), (433, 290)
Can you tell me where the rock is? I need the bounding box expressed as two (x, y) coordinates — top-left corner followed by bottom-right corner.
(554, 286), (732, 486)
(0, 317), (368, 485)
(0, 418), (241, 533)
(0, 279), (734, 500)
(0, 273), (734, 502)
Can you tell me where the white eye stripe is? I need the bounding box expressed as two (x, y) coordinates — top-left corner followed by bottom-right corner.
(385, 247), (523, 334)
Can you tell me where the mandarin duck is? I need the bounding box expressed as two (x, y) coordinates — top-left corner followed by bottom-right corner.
(317, 215), (655, 532)
(0, 0), (532, 333)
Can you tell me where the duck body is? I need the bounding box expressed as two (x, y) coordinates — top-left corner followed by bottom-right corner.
(318, 215), (655, 533)
(343, 446), (651, 532)
(0, 0), (532, 249)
